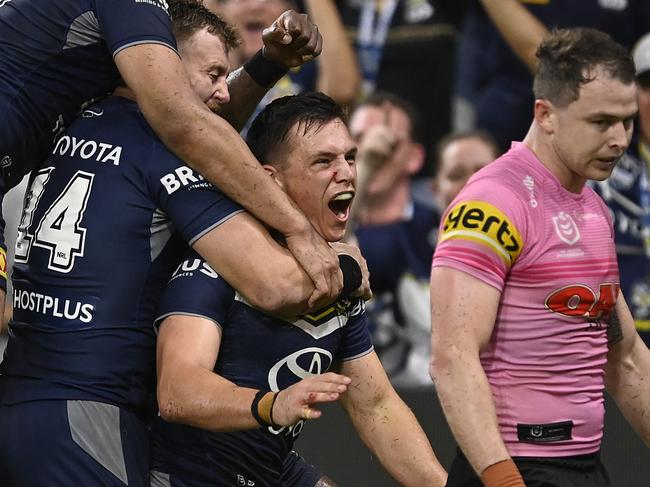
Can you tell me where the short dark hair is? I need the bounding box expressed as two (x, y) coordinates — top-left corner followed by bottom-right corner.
(169, 0), (240, 51)
(434, 130), (499, 176)
(354, 91), (422, 143)
(533, 28), (635, 107)
(247, 92), (346, 167)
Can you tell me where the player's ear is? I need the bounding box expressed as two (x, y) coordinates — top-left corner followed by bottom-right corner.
(262, 164), (285, 190)
(534, 98), (556, 134)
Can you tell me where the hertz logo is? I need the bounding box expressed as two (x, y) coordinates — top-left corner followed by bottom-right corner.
(441, 200), (523, 265)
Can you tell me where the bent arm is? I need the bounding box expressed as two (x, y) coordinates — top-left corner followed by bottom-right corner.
(429, 266), (510, 476)
(157, 315), (350, 430)
(192, 212), (315, 315)
(115, 43), (309, 237)
(479, 0), (549, 73)
(337, 352), (447, 486)
(221, 66), (272, 132)
(605, 293), (650, 446)
(156, 315), (260, 431)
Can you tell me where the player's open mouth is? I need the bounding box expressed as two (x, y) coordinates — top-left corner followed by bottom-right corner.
(328, 191), (354, 221)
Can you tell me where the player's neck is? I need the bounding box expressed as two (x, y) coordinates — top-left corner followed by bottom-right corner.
(523, 125), (586, 194)
(357, 182), (412, 225)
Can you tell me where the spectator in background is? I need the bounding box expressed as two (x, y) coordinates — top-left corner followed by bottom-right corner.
(206, 0), (361, 131)
(432, 130), (499, 212)
(336, 0), (469, 176)
(347, 92), (436, 386)
(455, 0), (650, 151)
(475, 0), (650, 346)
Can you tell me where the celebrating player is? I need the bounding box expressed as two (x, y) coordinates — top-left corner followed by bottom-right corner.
(149, 93), (448, 487)
(0, 3), (367, 486)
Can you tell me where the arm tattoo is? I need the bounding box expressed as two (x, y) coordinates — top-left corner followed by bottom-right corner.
(607, 308), (624, 347)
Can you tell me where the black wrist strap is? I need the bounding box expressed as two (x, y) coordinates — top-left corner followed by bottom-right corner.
(338, 254), (363, 296)
(243, 50), (288, 88)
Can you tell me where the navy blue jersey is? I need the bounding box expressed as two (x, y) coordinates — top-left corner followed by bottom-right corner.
(0, 0), (176, 189)
(0, 96), (243, 414)
(150, 251), (373, 487)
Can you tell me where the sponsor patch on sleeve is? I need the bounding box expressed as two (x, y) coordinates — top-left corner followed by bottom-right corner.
(440, 200), (523, 265)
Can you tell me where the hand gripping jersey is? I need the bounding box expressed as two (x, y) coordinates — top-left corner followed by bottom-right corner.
(433, 142), (619, 457)
(150, 252), (374, 487)
(0, 0), (176, 189)
(0, 96), (243, 415)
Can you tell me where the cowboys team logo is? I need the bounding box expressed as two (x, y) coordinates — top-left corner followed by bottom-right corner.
(552, 212), (580, 245)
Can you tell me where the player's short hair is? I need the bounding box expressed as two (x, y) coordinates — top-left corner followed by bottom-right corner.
(434, 130), (499, 176)
(169, 0), (240, 51)
(354, 91), (422, 143)
(533, 27), (635, 107)
(247, 92), (346, 168)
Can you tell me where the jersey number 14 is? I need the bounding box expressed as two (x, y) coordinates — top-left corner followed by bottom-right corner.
(15, 167), (94, 273)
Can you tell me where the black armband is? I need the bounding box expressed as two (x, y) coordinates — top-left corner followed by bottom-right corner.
(243, 50), (288, 88)
(251, 389), (279, 428)
(338, 254), (362, 296)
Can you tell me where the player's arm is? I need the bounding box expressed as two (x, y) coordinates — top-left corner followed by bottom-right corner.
(156, 315), (350, 431)
(303, 0), (361, 105)
(192, 212), (367, 315)
(479, 0), (549, 73)
(221, 10), (323, 131)
(604, 293), (650, 447)
(335, 352), (447, 487)
(114, 43), (339, 307)
(429, 266), (525, 485)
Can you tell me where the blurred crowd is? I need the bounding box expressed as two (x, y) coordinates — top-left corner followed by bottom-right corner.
(3, 0), (650, 388)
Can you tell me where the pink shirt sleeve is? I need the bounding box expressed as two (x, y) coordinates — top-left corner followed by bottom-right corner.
(432, 176), (529, 292)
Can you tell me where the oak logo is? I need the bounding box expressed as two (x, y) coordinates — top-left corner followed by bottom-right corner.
(440, 200), (523, 265)
(545, 283), (619, 319)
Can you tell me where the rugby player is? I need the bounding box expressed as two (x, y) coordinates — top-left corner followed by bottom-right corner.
(430, 28), (650, 487)
(0, 0), (340, 321)
(0, 3), (367, 486)
(149, 93), (448, 487)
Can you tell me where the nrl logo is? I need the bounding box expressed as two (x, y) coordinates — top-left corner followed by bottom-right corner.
(552, 212), (580, 245)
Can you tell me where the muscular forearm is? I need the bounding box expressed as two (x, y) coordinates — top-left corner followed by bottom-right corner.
(479, 0), (549, 73)
(303, 0), (360, 104)
(606, 334), (650, 447)
(345, 391), (447, 486)
(222, 66), (271, 132)
(158, 362), (260, 432)
(430, 351), (510, 475)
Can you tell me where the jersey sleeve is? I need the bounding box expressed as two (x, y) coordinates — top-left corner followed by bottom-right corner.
(94, 0), (177, 56)
(147, 144), (245, 246)
(338, 299), (373, 361)
(432, 177), (528, 292)
(155, 251), (235, 331)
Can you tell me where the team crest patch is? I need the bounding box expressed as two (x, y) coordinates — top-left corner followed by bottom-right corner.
(440, 200), (523, 265)
(552, 212), (580, 245)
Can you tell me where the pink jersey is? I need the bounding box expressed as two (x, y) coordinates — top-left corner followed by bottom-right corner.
(433, 142), (619, 457)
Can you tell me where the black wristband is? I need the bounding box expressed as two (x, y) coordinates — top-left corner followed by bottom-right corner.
(243, 50), (288, 88)
(338, 254), (363, 296)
